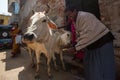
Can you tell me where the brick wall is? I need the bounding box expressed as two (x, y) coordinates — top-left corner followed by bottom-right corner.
(33, 0), (66, 27)
(19, 0), (37, 32)
(19, 0), (66, 32)
(99, 0), (120, 47)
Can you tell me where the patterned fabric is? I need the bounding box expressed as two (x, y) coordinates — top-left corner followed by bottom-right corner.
(68, 17), (84, 60)
(10, 27), (21, 55)
(71, 20), (76, 45)
(67, 17), (76, 44)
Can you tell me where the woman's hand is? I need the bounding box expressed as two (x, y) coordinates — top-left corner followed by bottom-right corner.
(67, 47), (76, 54)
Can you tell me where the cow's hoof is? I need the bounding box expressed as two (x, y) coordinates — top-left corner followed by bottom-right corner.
(31, 63), (36, 68)
(49, 75), (54, 80)
(34, 73), (40, 79)
(63, 68), (66, 71)
(35, 78), (41, 80)
(55, 67), (59, 71)
(29, 63), (36, 68)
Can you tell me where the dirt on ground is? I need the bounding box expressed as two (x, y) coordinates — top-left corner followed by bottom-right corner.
(0, 48), (120, 80)
(0, 48), (84, 80)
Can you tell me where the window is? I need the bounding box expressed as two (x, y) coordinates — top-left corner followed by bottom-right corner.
(0, 19), (4, 25)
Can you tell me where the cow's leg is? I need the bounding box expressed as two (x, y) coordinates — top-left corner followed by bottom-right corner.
(52, 53), (58, 71)
(28, 48), (35, 68)
(35, 50), (41, 79)
(47, 56), (52, 78)
(60, 51), (66, 70)
(36, 51), (41, 72)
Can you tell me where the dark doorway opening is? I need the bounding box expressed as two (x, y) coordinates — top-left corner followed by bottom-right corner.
(0, 19), (4, 25)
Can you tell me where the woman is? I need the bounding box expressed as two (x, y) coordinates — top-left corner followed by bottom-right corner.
(10, 22), (21, 57)
(65, 7), (116, 80)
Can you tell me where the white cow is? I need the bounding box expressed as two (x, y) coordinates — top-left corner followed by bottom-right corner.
(22, 12), (71, 79)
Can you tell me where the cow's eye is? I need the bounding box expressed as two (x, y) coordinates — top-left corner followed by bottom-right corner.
(42, 19), (47, 22)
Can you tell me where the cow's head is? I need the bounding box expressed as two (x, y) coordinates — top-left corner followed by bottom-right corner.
(59, 30), (71, 47)
(23, 12), (54, 43)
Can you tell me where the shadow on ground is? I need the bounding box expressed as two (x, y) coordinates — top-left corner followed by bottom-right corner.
(1, 48), (120, 80)
(0, 48), (77, 80)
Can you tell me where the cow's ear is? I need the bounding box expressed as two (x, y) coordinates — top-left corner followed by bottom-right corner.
(32, 10), (35, 14)
(42, 11), (46, 14)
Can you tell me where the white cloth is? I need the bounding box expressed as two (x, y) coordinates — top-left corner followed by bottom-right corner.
(15, 35), (22, 44)
(75, 11), (110, 50)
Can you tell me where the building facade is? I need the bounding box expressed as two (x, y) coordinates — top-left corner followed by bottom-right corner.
(0, 14), (10, 25)
(8, 0), (20, 23)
